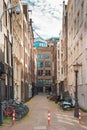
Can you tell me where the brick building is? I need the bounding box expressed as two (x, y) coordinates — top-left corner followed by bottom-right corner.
(36, 39), (58, 95)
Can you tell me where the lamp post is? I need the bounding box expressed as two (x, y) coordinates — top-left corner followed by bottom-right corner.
(73, 63), (82, 117)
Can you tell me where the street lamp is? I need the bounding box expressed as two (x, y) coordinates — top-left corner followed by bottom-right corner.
(73, 62), (82, 117)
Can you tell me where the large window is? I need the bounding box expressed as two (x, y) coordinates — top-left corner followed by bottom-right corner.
(8, 12), (11, 33)
(3, 1), (7, 27)
(38, 70), (43, 76)
(45, 70), (51, 76)
(4, 37), (8, 63)
(8, 42), (12, 66)
(58, 50), (60, 59)
(45, 54), (50, 59)
(37, 54), (43, 59)
(37, 79), (43, 84)
(45, 79), (51, 84)
(37, 61), (43, 68)
(45, 61), (51, 67)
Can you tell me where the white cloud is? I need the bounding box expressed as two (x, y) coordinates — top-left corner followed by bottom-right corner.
(22, 0), (68, 39)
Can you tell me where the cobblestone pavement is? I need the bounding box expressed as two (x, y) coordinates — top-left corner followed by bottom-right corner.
(0, 93), (87, 130)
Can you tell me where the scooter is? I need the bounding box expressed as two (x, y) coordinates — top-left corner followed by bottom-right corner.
(62, 101), (74, 110)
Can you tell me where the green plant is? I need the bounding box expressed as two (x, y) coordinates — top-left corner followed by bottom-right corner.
(79, 107), (87, 113)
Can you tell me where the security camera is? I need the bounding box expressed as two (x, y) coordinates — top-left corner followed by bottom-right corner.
(15, 6), (21, 15)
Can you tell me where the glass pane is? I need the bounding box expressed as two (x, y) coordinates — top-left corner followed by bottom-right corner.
(37, 61), (43, 68)
(45, 79), (51, 84)
(45, 61), (51, 67)
(37, 54), (43, 59)
(45, 54), (50, 59)
(45, 70), (51, 76)
(38, 70), (43, 76)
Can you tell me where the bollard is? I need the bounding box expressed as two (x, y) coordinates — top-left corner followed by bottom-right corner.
(48, 110), (51, 125)
(78, 109), (82, 124)
(12, 109), (16, 125)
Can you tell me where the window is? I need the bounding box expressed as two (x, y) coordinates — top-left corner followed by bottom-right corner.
(4, 37), (8, 63)
(8, 12), (11, 33)
(45, 79), (51, 84)
(45, 70), (51, 76)
(58, 50), (60, 59)
(45, 54), (50, 59)
(37, 79), (43, 84)
(45, 61), (51, 67)
(3, 1), (7, 27)
(37, 61), (43, 68)
(38, 70), (43, 76)
(61, 68), (63, 74)
(37, 54), (43, 59)
(8, 42), (12, 66)
(58, 61), (60, 70)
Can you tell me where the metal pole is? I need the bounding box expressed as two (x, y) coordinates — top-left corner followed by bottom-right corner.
(74, 70), (79, 117)
(12, 35), (14, 99)
(10, 6), (14, 100)
(0, 78), (3, 125)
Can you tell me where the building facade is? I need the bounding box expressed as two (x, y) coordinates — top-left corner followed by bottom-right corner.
(12, 0), (23, 101)
(60, 1), (68, 99)
(0, 0), (34, 102)
(36, 47), (54, 93)
(0, 0), (13, 100)
(67, 0), (87, 109)
(29, 19), (34, 98)
(21, 3), (34, 101)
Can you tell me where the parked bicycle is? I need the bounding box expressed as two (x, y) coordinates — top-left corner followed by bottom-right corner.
(2, 99), (29, 120)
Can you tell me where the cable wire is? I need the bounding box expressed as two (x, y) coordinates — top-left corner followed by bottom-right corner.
(34, 30), (47, 43)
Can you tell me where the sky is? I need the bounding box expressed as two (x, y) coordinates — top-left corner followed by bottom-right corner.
(22, 0), (68, 40)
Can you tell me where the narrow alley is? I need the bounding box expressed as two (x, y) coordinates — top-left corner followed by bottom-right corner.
(0, 94), (87, 130)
